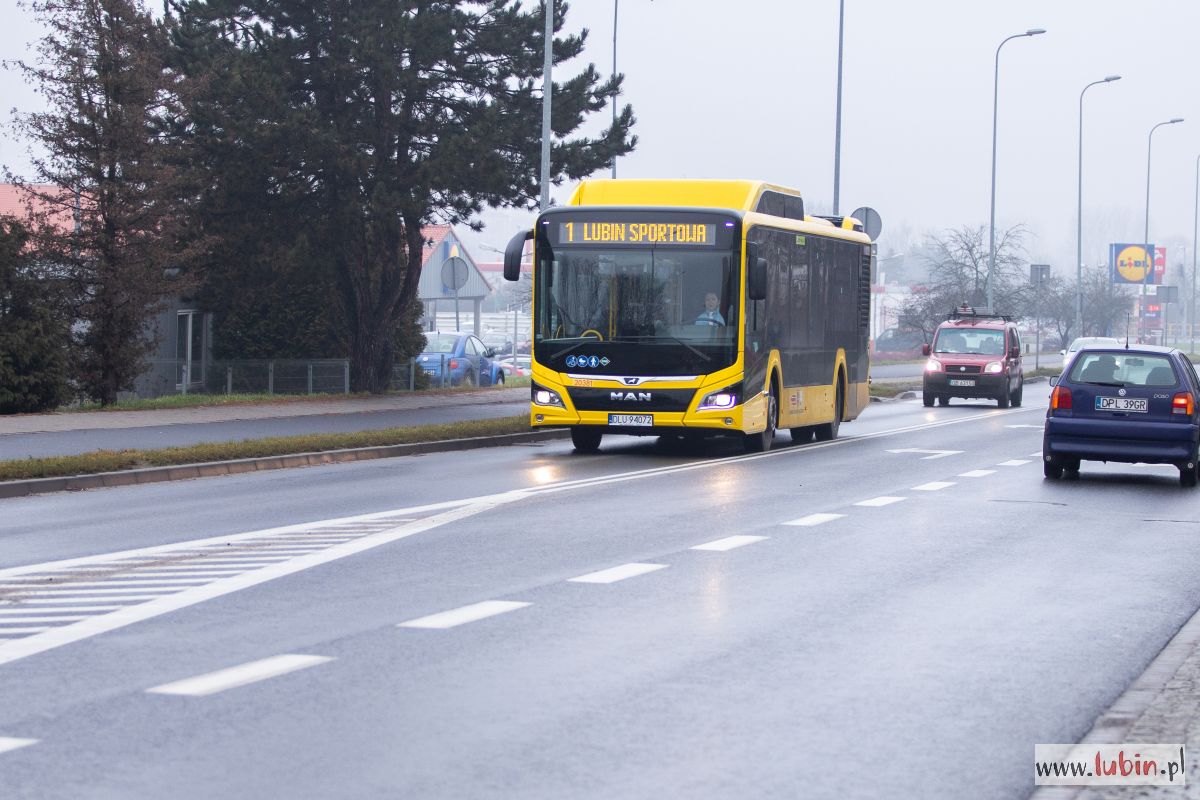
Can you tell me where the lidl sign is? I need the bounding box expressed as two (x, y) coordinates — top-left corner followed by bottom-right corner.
(1110, 243), (1157, 285)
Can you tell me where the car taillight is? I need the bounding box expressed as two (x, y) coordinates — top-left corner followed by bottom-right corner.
(449, 359), (459, 369)
(1172, 392), (1194, 415)
(1050, 385), (1072, 410)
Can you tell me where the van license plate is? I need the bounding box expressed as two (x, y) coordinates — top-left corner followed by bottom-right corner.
(609, 414), (653, 426)
(1096, 397), (1147, 412)
(949, 379), (975, 387)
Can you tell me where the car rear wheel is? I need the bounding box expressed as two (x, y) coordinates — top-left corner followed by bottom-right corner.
(1180, 454), (1199, 488)
(1043, 457), (1063, 480)
(570, 427), (603, 453)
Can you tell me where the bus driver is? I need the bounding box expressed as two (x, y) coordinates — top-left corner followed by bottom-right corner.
(695, 292), (726, 326)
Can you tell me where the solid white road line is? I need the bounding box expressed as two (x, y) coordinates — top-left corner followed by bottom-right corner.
(147, 654), (334, 697)
(0, 737), (37, 755)
(14, 596), (164, 604)
(0, 616), (87, 623)
(568, 563), (668, 584)
(958, 469), (997, 478)
(7, 587), (188, 596)
(912, 481), (956, 491)
(0, 579), (208, 589)
(691, 535), (769, 551)
(0, 627), (52, 634)
(783, 513), (847, 527)
(398, 600), (532, 629)
(854, 496), (906, 508)
(998, 459), (1032, 466)
(0, 605), (124, 613)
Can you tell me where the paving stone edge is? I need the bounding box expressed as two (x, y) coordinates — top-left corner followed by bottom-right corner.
(0, 428), (572, 499)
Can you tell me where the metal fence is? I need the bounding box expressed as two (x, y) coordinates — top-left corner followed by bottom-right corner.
(206, 360), (351, 395)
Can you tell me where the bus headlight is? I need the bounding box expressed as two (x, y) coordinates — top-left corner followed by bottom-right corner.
(698, 382), (742, 410)
(984, 361), (1003, 374)
(532, 382), (564, 408)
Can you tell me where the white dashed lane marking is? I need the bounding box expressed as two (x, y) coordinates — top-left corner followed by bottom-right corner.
(784, 512), (846, 527)
(0, 737), (38, 755)
(147, 654), (334, 697)
(854, 496), (906, 508)
(998, 459), (1032, 466)
(958, 469), (997, 478)
(568, 563), (668, 584)
(398, 600), (532, 629)
(691, 535), (769, 551)
(912, 481), (956, 491)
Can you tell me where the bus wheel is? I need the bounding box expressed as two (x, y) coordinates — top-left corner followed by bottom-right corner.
(815, 378), (844, 441)
(790, 426), (814, 444)
(743, 389), (777, 453)
(570, 427), (603, 453)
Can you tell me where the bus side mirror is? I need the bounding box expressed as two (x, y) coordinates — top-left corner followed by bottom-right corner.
(746, 243), (767, 300)
(921, 343), (931, 356)
(503, 230), (532, 282)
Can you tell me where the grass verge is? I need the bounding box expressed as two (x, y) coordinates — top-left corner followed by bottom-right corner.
(0, 415), (532, 482)
(869, 381), (920, 398)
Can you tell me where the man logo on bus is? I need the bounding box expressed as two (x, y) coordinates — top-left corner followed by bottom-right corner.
(611, 391), (652, 402)
(1116, 245), (1151, 283)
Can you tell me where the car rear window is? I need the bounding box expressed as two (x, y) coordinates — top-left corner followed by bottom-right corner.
(422, 335), (458, 354)
(1068, 353), (1177, 387)
(934, 328), (1005, 355)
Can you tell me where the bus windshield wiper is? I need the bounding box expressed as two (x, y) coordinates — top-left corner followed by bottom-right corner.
(615, 334), (711, 363)
(549, 338), (595, 361)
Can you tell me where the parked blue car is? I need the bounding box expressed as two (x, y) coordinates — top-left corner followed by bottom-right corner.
(418, 332), (505, 388)
(1043, 345), (1200, 486)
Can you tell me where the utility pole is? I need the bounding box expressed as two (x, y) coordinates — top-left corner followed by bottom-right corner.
(539, 0), (554, 210)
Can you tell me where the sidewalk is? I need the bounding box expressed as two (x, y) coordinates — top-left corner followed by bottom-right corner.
(0, 387), (529, 435)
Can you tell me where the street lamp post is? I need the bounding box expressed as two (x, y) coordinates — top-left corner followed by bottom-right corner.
(1075, 75), (1120, 338)
(1143, 117), (1184, 344)
(539, 0), (554, 210)
(832, 0), (845, 214)
(611, 0), (618, 179)
(1193, 153), (1199, 353)
(987, 28), (1045, 312)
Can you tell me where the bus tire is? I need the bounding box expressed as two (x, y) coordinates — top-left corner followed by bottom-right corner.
(743, 386), (777, 453)
(815, 376), (844, 442)
(570, 427), (603, 453)
(790, 426), (814, 444)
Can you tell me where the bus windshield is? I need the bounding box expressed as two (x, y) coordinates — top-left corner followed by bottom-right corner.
(541, 248), (737, 344)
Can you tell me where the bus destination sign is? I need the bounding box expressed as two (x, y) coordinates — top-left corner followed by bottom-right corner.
(557, 221), (716, 246)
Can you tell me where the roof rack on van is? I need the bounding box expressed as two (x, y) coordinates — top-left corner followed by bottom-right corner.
(947, 305), (1012, 322)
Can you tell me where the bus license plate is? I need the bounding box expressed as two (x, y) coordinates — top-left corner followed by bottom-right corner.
(949, 379), (975, 387)
(609, 414), (653, 426)
(1096, 397), (1147, 412)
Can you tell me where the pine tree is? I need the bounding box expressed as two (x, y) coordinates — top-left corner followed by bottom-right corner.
(170, 0), (636, 392)
(12, 0), (199, 405)
(0, 217), (70, 413)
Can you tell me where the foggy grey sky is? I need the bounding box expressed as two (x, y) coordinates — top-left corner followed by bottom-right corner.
(4, 0), (1200, 281)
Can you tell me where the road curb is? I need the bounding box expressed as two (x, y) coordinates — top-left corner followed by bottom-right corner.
(0, 428), (572, 500)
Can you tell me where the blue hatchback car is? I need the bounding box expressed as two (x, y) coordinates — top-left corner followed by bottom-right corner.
(1043, 345), (1200, 486)
(417, 332), (505, 388)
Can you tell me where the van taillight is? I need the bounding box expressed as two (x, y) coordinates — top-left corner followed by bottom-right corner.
(1172, 392), (1194, 415)
(1050, 386), (1072, 411)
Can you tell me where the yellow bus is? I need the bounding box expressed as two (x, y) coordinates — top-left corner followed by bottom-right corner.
(501, 179), (874, 453)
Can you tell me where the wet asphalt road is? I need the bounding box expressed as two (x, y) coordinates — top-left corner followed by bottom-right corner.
(2, 387), (1200, 799)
